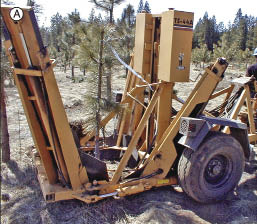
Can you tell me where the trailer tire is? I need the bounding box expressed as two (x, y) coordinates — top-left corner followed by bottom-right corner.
(178, 131), (244, 203)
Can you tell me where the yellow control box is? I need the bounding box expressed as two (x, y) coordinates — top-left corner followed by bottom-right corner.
(158, 10), (194, 82)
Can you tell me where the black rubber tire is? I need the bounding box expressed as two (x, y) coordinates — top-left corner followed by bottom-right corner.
(178, 131), (245, 203)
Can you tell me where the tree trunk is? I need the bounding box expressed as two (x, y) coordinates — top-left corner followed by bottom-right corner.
(110, 2), (114, 24)
(107, 2), (114, 102)
(83, 68), (86, 76)
(106, 69), (112, 101)
(125, 67), (128, 77)
(95, 30), (104, 159)
(1, 83), (10, 163)
(107, 9), (113, 110)
(71, 65), (74, 78)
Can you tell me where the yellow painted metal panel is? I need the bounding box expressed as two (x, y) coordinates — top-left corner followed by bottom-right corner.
(245, 85), (256, 134)
(158, 10), (194, 82)
(134, 13), (153, 74)
(156, 83), (173, 144)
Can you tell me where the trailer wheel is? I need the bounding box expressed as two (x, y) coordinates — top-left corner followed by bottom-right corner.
(178, 131), (244, 203)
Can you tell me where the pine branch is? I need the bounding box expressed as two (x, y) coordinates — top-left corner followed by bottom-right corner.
(89, 0), (110, 11)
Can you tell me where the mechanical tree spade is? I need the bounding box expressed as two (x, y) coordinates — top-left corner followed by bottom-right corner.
(1, 5), (253, 205)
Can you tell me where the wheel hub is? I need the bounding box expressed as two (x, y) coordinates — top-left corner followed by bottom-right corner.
(204, 155), (229, 185)
(208, 159), (223, 176)
(213, 163), (222, 175)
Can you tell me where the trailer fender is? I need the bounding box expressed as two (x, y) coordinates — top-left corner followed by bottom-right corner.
(178, 116), (252, 160)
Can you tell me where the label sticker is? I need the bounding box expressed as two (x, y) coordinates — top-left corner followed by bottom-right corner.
(177, 53), (185, 70)
(10, 7), (24, 22)
(157, 179), (170, 185)
(174, 18), (193, 27)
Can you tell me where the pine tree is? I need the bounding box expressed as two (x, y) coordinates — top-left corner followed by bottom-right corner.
(75, 17), (122, 158)
(90, 0), (126, 101)
(252, 23), (257, 48)
(119, 3), (135, 27)
(26, 0), (43, 20)
(230, 9), (251, 51)
(68, 9), (81, 78)
(233, 8), (243, 29)
(237, 15), (248, 50)
(224, 22), (235, 48)
(193, 13), (221, 51)
(116, 4), (136, 74)
(246, 16), (257, 50)
(137, 0), (144, 13)
(217, 22), (225, 37)
(59, 27), (74, 72)
(210, 16), (220, 45)
(49, 15), (71, 72)
(213, 36), (238, 62)
(95, 30), (105, 159)
(88, 9), (96, 23)
(68, 8), (81, 24)
(90, 0), (126, 24)
(192, 18), (203, 48)
(203, 13), (214, 51)
(50, 13), (64, 53)
(75, 17), (104, 158)
(2, 0), (14, 4)
(238, 48), (252, 68)
(192, 8), (255, 63)
(40, 26), (50, 46)
(191, 44), (212, 68)
(143, 1), (151, 13)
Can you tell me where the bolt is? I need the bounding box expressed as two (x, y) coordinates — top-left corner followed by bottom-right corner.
(213, 164), (222, 175)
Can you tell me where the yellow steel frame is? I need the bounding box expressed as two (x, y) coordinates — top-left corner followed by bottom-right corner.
(207, 78), (257, 143)
(2, 6), (88, 191)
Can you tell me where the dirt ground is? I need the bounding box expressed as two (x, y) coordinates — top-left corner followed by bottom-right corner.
(1, 65), (257, 224)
